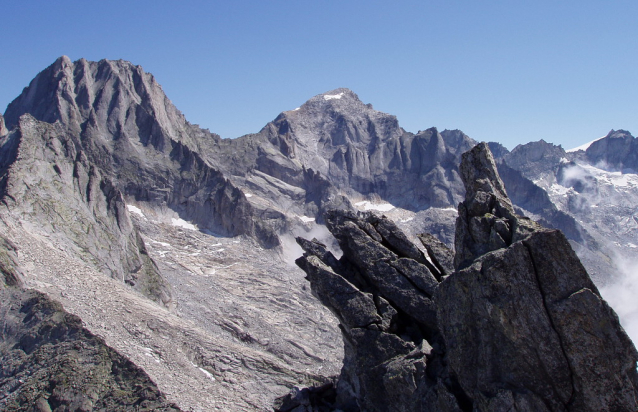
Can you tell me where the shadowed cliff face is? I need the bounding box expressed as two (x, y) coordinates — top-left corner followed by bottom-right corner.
(292, 143), (638, 412)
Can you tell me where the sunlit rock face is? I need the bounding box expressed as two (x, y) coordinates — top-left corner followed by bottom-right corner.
(3, 56), (638, 410)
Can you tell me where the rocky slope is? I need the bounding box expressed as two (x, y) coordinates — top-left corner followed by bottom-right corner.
(1, 56), (637, 410)
(0, 235), (181, 411)
(0, 114), (172, 306)
(292, 143), (638, 411)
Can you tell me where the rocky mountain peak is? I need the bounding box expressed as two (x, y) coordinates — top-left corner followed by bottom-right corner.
(4, 56), (193, 151)
(455, 143), (541, 269)
(297, 88), (366, 113)
(585, 129), (637, 172)
(270, 88), (403, 148)
(503, 139), (567, 177)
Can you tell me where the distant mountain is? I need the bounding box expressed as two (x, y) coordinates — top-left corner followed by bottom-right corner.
(492, 133), (638, 280)
(2, 56), (637, 410)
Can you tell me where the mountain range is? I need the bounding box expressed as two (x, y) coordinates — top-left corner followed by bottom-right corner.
(0, 56), (636, 411)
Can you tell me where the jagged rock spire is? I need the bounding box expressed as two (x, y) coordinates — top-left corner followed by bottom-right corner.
(292, 142), (638, 412)
(454, 142), (540, 269)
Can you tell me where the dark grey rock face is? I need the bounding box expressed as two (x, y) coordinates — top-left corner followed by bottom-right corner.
(0, 289), (181, 411)
(454, 143), (541, 270)
(294, 143), (638, 412)
(585, 129), (638, 172)
(295, 212), (462, 412)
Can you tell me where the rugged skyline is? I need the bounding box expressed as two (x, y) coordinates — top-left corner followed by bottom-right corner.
(1, 56), (637, 410)
(2, 1), (637, 149)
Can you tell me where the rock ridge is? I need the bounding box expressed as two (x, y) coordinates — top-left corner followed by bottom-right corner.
(291, 142), (638, 411)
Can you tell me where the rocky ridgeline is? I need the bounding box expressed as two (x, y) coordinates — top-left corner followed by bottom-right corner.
(1, 57), (638, 410)
(3, 56), (279, 248)
(291, 143), (638, 411)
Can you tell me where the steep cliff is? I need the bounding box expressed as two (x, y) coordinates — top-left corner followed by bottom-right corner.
(3, 56), (276, 247)
(0, 115), (172, 306)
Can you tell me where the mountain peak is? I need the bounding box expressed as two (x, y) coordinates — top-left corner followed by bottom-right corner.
(53, 55), (73, 68)
(288, 88), (372, 116)
(4, 57), (190, 148)
(318, 88), (359, 101)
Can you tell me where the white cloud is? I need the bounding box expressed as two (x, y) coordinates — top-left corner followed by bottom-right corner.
(600, 256), (638, 346)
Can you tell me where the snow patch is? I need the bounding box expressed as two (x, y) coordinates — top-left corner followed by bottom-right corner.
(299, 216), (315, 223)
(629, 243), (637, 249)
(293, 107), (300, 111)
(566, 136), (605, 153)
(126, 205), (146, 219)
(171, 218), (197, 231)
(198, 367), (216, 381)
(550, 183), (571, 196)
(324, 92), (345, 101)
(354, 201), (395, 212)
(244, 193), (253, 198)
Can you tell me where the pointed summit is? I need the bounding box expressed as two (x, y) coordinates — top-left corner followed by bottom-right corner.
(4, 57), (192, 150)
(454, 143), (541, 269)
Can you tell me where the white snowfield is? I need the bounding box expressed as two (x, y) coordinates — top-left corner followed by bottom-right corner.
(323, 92), (344, 101)
(126, 204), (146, 218)
(171, 217), (197, 231)
(354, 201), (395, 212)
(566, 136), (605, 153)
(298, 215), (316, 223)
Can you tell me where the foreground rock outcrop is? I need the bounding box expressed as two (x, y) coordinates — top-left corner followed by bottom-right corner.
(292, 143), (638, 411)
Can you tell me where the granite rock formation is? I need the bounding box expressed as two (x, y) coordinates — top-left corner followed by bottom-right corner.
(2, 56), (638, 410)
(3, 56), (278, 248)
(292, 143), (638, 411)
(0, 114), (173, 307)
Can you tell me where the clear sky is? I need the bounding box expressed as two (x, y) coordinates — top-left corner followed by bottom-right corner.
(1, 0), (636, 150)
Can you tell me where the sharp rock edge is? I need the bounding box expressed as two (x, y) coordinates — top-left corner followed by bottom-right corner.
(290, 143), (638, 412)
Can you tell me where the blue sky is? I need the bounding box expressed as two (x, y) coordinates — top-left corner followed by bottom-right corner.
(1, 0), (636, 150)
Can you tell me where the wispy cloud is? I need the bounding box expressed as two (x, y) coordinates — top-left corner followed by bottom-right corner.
(600, 256), (638, 345)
